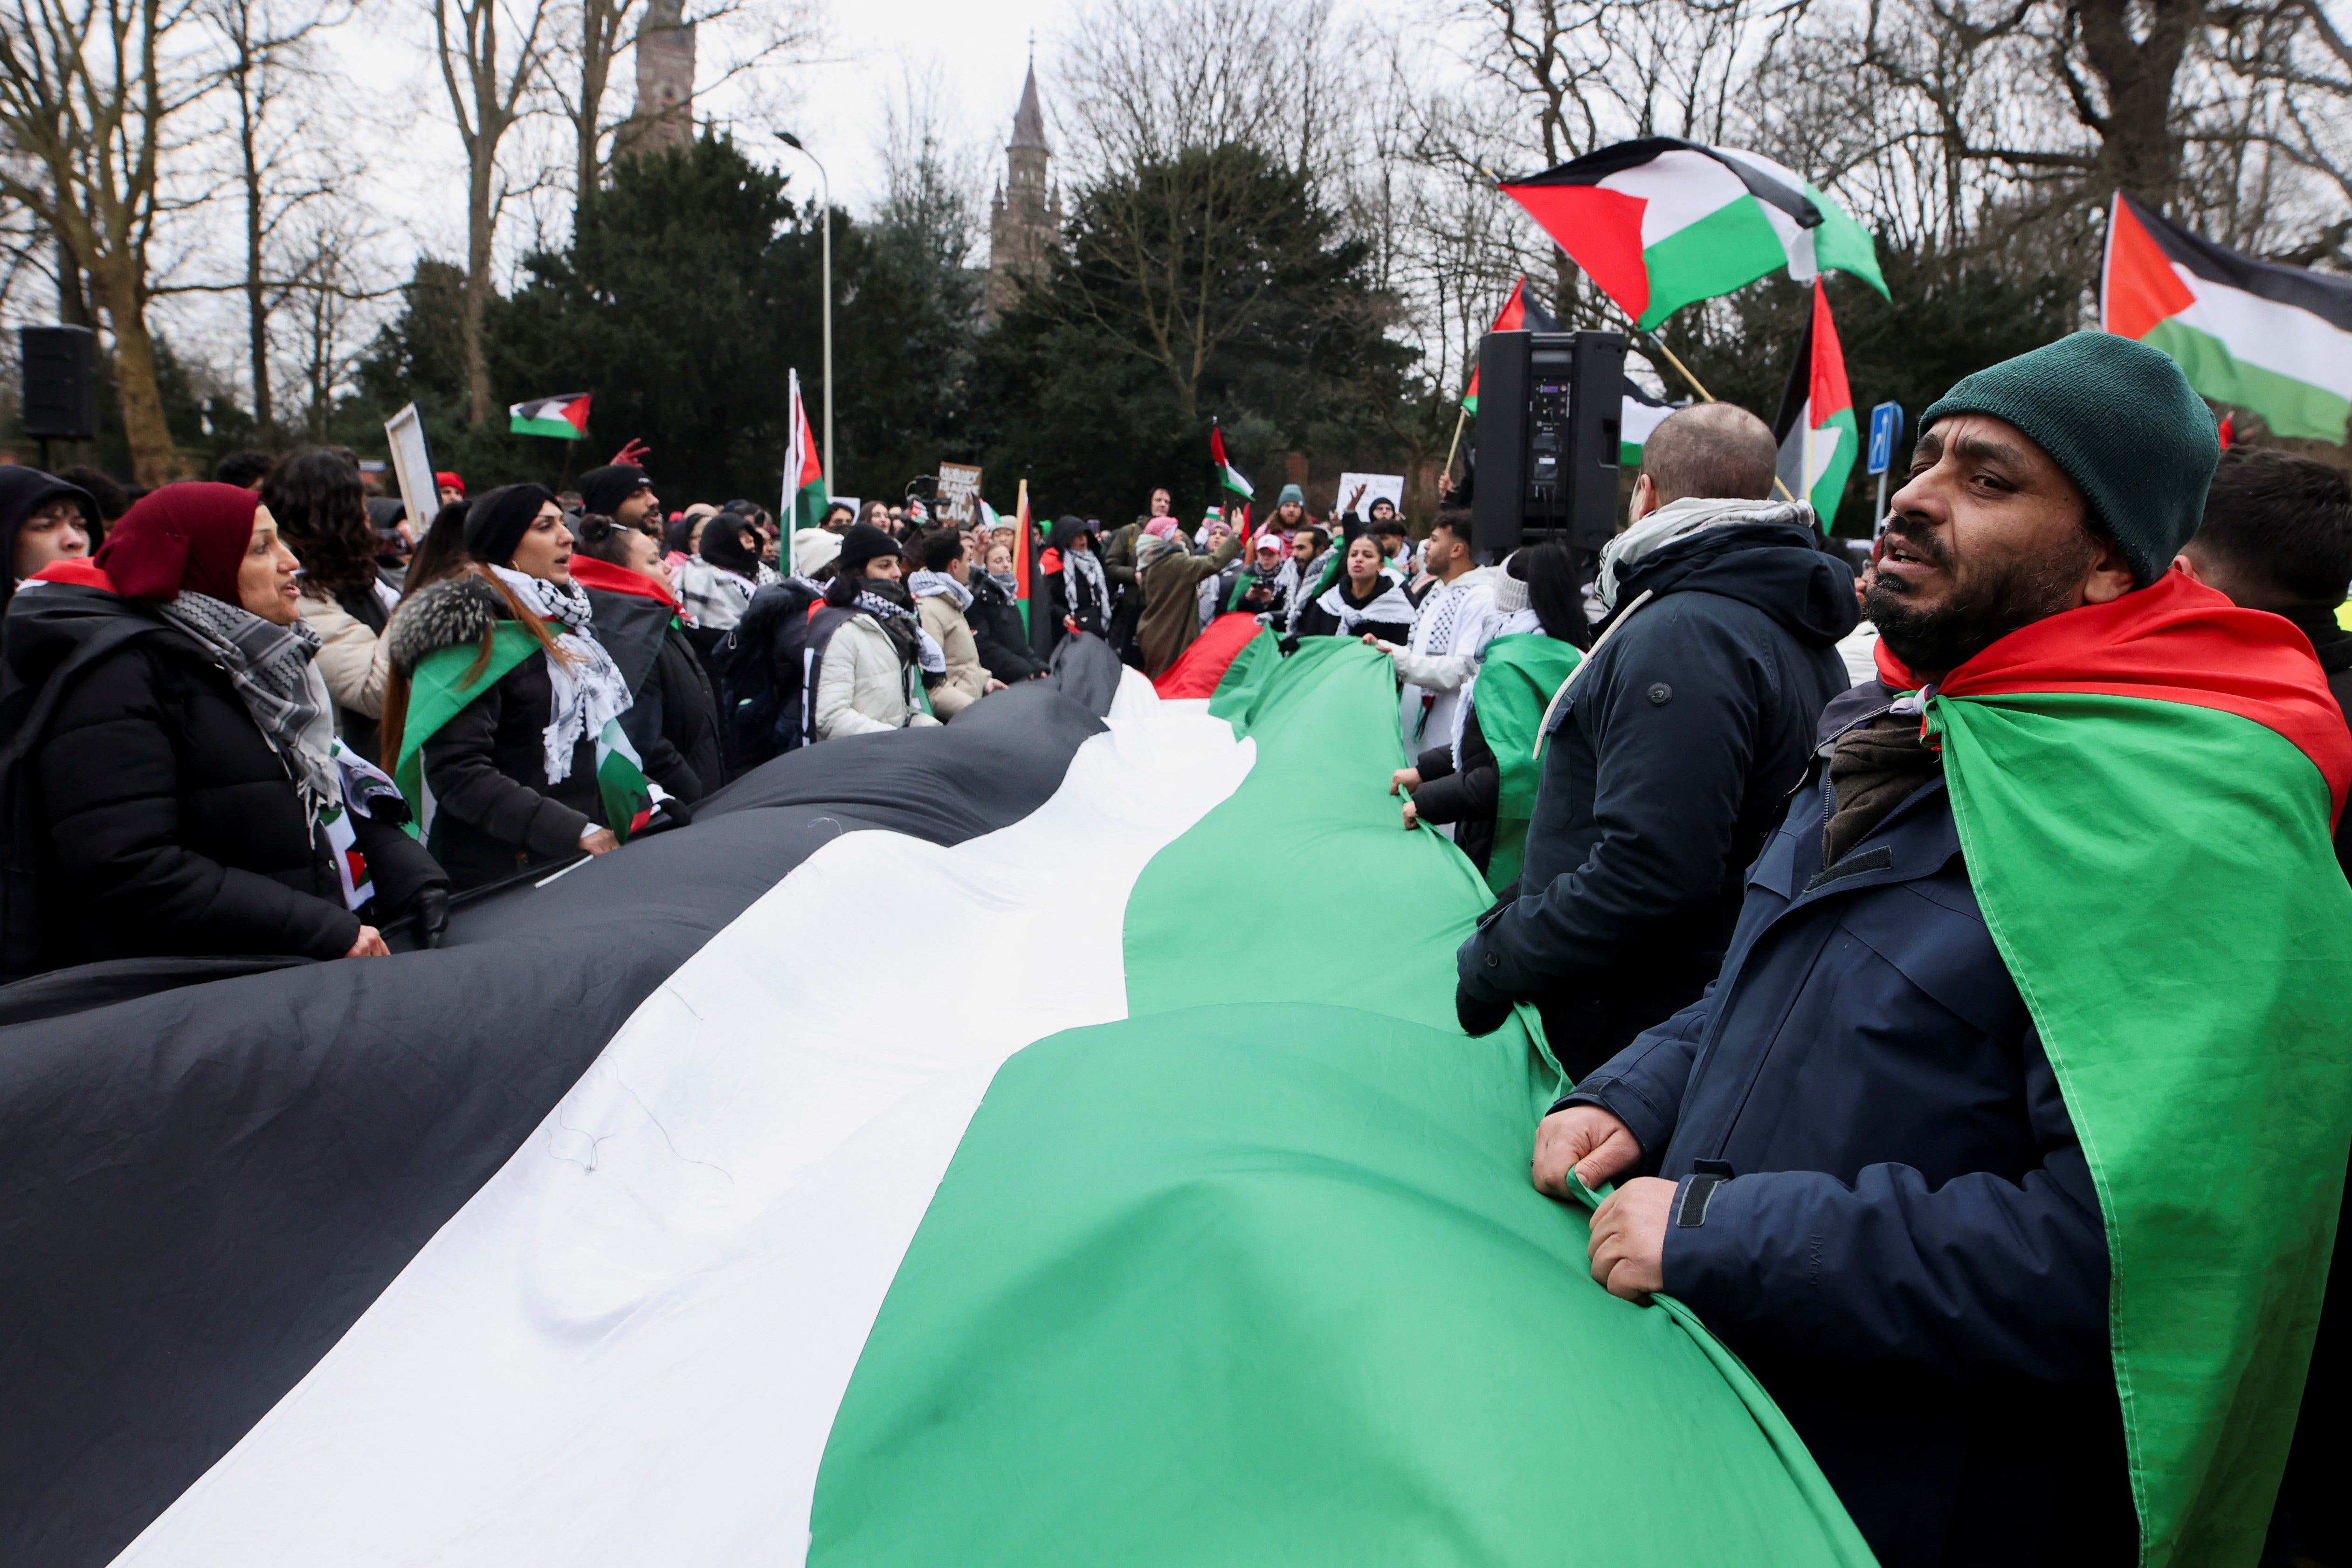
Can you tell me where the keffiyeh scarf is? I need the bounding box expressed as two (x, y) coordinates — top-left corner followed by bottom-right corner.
(907, 568), (973, 612)
(1313, 573), (1417, 636)
(488, 564), (635, 784)
(855, 588), (947, 675)
(159, 591), (340, 811)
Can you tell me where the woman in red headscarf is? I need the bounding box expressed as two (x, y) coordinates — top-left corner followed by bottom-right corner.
(0, 482), (448, 975)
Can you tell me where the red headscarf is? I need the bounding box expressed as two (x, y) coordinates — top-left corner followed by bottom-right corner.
(92, 482), (263, 603)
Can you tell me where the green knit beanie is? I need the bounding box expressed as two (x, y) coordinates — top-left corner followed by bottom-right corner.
(1277, 483), (1306, 508)
(1922, 333), (2219, 585)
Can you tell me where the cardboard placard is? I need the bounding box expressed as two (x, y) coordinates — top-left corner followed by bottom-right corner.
(937, 463), (983, 525)
(383, 404), (436, 533)
(1335, 471), (1405, 519)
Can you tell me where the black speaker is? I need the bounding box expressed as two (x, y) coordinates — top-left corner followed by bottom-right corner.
(1469, 328), (1627, 559)
(20, 325), (100, 441)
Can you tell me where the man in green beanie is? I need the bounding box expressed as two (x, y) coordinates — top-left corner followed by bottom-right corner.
(1531, 334), (2352, 1568)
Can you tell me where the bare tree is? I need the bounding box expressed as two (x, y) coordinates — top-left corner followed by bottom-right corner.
(0, 0), (210, 484)
(431, 0), (556, 425)
(276, 208), (392, 441)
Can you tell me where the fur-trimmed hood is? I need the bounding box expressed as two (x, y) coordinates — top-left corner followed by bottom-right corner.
(386, 573), (508, 674)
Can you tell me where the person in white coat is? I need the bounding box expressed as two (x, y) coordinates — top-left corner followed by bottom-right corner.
(1370, 513), (1506, 753)
(813, 523), (944, 739)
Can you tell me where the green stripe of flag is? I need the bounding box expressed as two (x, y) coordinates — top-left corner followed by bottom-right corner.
(2143, 316), (2352, 442)
(1932, 689), (2352, 1566)
(1636, 197), (1790, 330)
(809, 637), (1876, 1566)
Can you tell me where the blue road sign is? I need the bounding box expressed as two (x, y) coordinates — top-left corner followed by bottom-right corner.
(1866, 401), (1904, 476)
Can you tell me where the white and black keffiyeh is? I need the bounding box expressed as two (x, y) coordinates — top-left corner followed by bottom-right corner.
(1313, 572), (1418, 636)
(907, 569), (973, 612)
(159, 591), (340, 810)
(1062, 545), (1109, 624)
(488, 565), (635, 784)
(855, 589), (947, 675)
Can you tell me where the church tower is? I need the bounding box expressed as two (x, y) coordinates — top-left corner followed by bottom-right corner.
(621, 0), (696, 158)
(986, 62), (1062, 320)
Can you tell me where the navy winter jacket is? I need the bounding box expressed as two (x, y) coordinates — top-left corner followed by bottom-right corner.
(1565, 684), (2133, 1568)
(1456, 514), (1855, 1075)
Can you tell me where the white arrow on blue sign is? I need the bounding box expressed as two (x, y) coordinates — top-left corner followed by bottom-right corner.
(1866, 401), (1905, 476)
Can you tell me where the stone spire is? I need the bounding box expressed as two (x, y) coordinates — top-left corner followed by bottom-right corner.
(986, 58), (1062, 320)
(620, 0), (696, 159)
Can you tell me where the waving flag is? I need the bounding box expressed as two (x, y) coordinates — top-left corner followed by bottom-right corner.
(7, 642), (1890, 1568)
(1771, 280), (1857, 529)
(1462, 276), (1561, 413)
(1012, 477), (1035, 635)
(782, 369), (828, 531)
(1502, 138), (1886, 330)
(509, 392), (592, 439)
(1618, 377), (1681, 463)
(1881, 575), (2352, 1567)
(1208, 421), (1253, 504)
(2101, 193), (2352, 442)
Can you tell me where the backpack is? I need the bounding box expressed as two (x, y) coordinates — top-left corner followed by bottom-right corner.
(716, 581), (828, 768)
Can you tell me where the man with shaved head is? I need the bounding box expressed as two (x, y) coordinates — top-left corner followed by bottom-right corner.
(1454, 398), (1856, 1077)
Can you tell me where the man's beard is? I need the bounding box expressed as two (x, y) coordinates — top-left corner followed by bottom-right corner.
(1862, 518), (2095, 677)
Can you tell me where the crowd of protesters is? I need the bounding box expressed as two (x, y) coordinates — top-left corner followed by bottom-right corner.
(0, 335), (2350, 1568)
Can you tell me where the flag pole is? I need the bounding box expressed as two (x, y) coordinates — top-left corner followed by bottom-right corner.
(1442, 403), (1469, 478)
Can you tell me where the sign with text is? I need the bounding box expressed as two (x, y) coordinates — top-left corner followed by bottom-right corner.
(937, 463), (984, 525)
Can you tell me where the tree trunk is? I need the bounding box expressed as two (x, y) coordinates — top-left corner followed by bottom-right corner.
(84, 259), (177, 487)
(2074, 0), (2201, 208)
(245, 146), (273, 432)
(465, 139), (496, 425)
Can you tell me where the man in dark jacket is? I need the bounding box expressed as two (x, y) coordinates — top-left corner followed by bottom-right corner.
(964, 564), (1046, 683)
(1537, 336), (2249, 1567)
(1454, 402), (1855, 1076)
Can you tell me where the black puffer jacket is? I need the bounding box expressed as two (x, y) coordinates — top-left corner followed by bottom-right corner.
(579, 584), (722, 798)
(966, 569), (1045, 682)
(1456, 510), (1856, 1077)
(0, 583), (446, 973)
(389, 573), (692, 891)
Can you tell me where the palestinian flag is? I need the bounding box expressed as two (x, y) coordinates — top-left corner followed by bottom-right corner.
(1012, 477), (1034, 635)
(1502, 138), (1887, 330)
(1771, 280), (1857, 530)
(1876, 571), (2352, 1567)
(7, 635), (1887, 1568)
(1209, 420), (1253, 503)
(1619, 376), (1681, 464)
(510, 392), (591, 440)
(1462, 632), (1583, 890)
(2101, 193), (2352, 442)
(1462, 275), (1561, 413)
(782, 369), (828, 531)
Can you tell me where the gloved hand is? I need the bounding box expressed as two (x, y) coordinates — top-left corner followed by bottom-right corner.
(1455, 980), (1515, 1038)
(412, 886), (451, 951)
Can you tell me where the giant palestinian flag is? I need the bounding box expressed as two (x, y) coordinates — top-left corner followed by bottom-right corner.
(1502, 138), (1887, 329)
(1771, 280), (1857, 530)
(2101, 193), (2352, 442)
(1462, 275), (1561, 412)
(0, 637), (1886, 1567)
(1876, 571), (2352, 1567)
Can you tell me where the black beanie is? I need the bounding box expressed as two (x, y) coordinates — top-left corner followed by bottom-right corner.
(699, 510), (763, 577)
(462, 483), (556, 566)
(578, 464), (648, 518)
(835, 521), (899, 574)
(1922, 334), (2219, 585)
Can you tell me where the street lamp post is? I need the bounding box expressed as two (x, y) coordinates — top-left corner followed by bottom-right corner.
(774, 131), (833, 484)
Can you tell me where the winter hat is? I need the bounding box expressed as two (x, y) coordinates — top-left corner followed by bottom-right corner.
(93, 481), (260, 602)
(1277, 483), (1306, 508)
(835, 521), (899, 574)
(1921, 334), (2219, 585)
(0, 467), (99, 607)
(434, 470), (466, 497)
(1144, 517), (1179, 540)
(699, 510), (764, 577)
(462, 483), (557, 566)
(793, 525), (843, 577)
(578, 463), (650, 518)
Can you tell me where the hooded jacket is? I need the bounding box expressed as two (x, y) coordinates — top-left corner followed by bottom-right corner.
(0, 468), (99, 613)
(0, 578), (444, 972)
(1040, 517), (1110, 648)
(1456, 503), (1855, 1077)
(1137, 528), (1242, 677)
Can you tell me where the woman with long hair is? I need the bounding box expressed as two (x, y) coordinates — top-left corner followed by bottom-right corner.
(379, 484), (674, 891)
(0, 483), (447, 970)
(1295, 532), (1415, 643)
(263, 448), (400, 759)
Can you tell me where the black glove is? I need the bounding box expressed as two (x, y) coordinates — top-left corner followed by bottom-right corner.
(412, 886), (451, 951)
(1455, 980), (1514, 1038)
